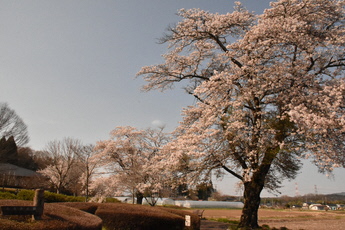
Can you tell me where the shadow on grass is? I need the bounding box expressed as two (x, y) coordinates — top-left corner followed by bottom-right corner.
(210, 218), (290, 230)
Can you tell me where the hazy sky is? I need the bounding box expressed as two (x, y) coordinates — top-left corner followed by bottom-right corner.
(1, 0), (344, 197)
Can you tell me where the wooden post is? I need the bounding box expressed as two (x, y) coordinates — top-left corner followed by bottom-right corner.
(32, 189), (44, 220)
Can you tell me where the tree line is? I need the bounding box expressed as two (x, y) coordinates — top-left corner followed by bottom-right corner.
(0, 108), (214, 203)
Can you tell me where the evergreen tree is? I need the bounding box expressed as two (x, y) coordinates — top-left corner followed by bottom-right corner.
(0, 136), (18, 164)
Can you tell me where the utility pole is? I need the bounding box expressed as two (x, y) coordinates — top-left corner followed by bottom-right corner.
(314, 185), (318, 195)
(295, 183), (300, 197)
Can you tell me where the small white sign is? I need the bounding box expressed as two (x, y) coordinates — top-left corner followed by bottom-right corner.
(185, 215), (191, 227)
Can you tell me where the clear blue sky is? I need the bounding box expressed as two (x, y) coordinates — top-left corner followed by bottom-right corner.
(0, 0), (344, 197)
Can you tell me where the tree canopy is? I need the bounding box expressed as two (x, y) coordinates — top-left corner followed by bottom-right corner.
(138, 0), (345, 228)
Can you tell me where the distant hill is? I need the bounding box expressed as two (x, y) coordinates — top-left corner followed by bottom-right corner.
(328, 192), (345, 197)
(324, 192), (345, 202)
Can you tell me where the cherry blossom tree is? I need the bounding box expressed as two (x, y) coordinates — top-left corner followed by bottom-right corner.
(39, 138), (82, 194)
(95, 126), (170, 205)
(88, 176), (122, 202)
(138, 0), (345, 228)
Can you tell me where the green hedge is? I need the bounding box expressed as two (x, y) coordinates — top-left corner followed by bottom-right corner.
(44, 191), (85, 203)
(0, 191), (17, 200)
(0, 190), (85, 202)
(16, 189), (35, 200)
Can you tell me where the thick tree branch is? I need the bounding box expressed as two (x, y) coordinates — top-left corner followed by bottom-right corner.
(222, 165), (243, 180)
(209, 33), (243, 68)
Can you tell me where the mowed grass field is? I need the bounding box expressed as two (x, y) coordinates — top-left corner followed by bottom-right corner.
(194, 208), (345, 230)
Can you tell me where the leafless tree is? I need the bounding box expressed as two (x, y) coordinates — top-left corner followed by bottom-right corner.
(0, 103), (29, 146)
(77, 144), (102, 201)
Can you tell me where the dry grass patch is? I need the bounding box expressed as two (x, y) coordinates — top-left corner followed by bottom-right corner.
(201, 208), (345, 230)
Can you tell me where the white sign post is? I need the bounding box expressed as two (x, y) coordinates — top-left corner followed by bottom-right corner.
(185, 215), (191, 227)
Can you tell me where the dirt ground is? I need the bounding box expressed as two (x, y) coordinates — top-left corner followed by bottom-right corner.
(200, 209), (345, 230)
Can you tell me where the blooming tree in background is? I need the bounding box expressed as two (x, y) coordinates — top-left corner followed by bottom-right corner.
(88, 176), (122, 202)
(138, 0), (345, 228)
(95, 126), (170, 206)
(39, 138), (82, 194)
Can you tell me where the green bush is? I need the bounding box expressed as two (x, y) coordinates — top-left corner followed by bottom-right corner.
(65, 195), (84, 202)
(44, 191), (68, 202)
(0, 189), (115, 203)
(9, 189), (86, 202)
(105, 197), (121, 203)
(43, 191), (84, 203)
(16, 189), (35, 200)
(0, 191), (17, 199)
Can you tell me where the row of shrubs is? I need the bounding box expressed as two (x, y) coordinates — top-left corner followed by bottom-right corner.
(0, 189), (121, 203)
(0, 189), (85, 202)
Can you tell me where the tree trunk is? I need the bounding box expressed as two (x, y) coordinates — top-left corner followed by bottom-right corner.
(238, 180), (264, 229)
(136, 192), (144, 205)
(85, 171), (89, 202)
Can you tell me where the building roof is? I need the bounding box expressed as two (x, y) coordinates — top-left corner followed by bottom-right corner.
(0, 163), (39, 177)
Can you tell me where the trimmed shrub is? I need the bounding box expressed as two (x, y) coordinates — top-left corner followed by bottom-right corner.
(47, 203), (103, 230)
(43, 191), (64, 202)
(65, 195), (85, 202)
(105, 197), (121, 203)
(96, 204), (184, 230)
(1, 189), (85, 202)
(61, 202), (99, 214)
(16, 189), (35, 200)
(0, 191), (17, 200)
(62, 202), (200, 230)
(43, 191), (84, 203)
